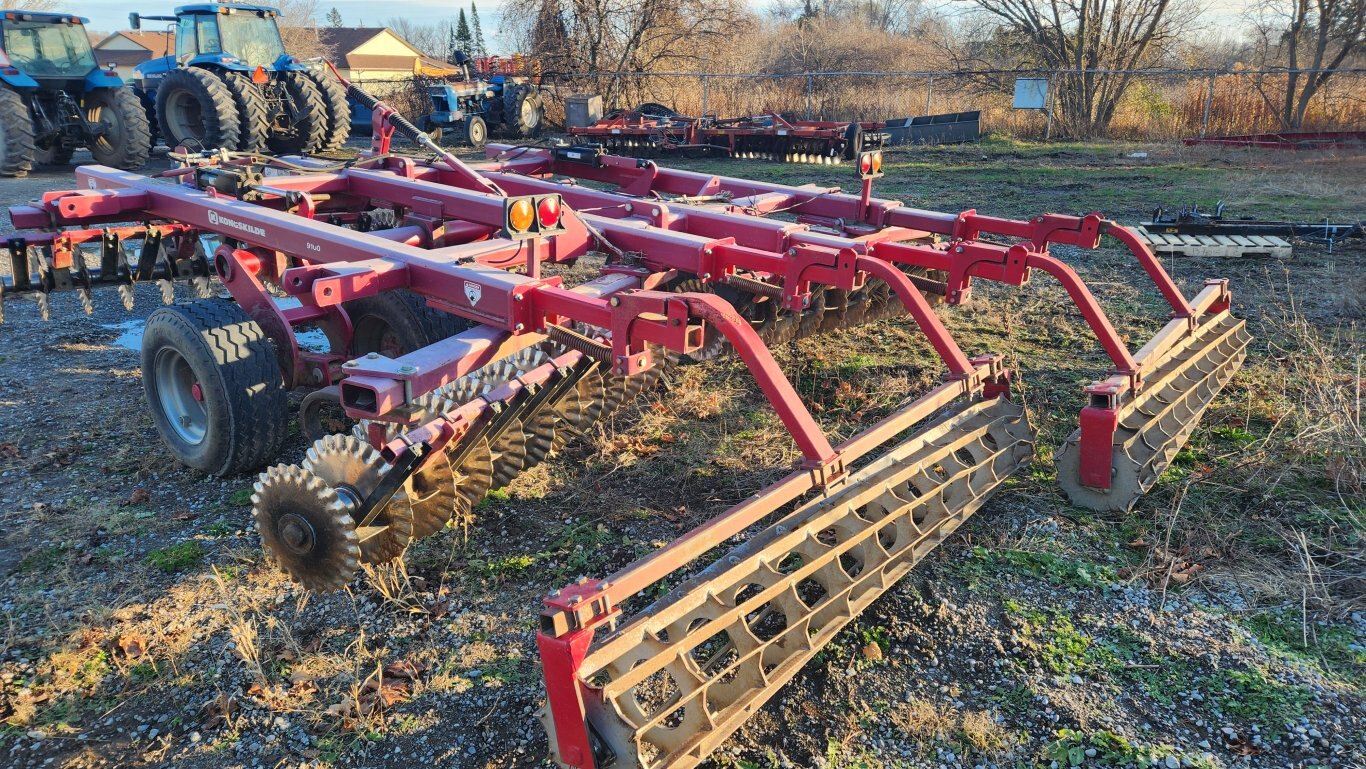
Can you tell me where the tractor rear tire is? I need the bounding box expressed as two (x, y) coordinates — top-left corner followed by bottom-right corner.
(304, 69), (351, 152)
(141, 299), (288, 476)
(503, 84), (542, 138)
(267, 71), (328, 155)
(86, 86), (152, 170)
(463, 115), (488, 148)
(217, 71), (271, 153)
(156, 68), (241, 151)
(345, 290), (473, 358)
(0, 87), (35, 177)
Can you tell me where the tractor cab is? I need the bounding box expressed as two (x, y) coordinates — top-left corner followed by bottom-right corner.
(0, 12), (112, 92)
(174, 4), (288, 70)
(135, 4), (291, 80)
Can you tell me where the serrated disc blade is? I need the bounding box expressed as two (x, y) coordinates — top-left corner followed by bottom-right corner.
(450, 437), (493, 527)
(159, 280), (175, 305)
(192, 276), (214, 299)
(488, 416), (526, 489)
(521, 402), (556, 470)
(36, 293), (49, 321)
(303, 433), (413, 564)
(406, 451), (457, 539)
(251, 464), (360, 593)
(118, 284), (135, 311)
(77, 288), (94, 316)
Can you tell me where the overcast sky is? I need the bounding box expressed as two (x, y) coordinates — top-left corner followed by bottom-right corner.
(78, 0), (1257, 51)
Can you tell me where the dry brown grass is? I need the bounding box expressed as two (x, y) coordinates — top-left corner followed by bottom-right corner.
(894, 698), (1018, 760)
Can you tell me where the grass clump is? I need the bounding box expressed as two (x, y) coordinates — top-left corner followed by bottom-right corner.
(144, 541), (205, 573)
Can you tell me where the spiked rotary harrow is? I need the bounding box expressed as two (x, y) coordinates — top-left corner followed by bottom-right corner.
(0, 83), (1248, 769)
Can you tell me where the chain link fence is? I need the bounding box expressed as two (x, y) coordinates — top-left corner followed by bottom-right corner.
(344, 68), (1364, 140)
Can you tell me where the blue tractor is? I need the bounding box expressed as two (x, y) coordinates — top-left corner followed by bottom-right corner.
(0, 10), (151, 176)
(131, 3), (348, 154)
(404, 51), (543, 147)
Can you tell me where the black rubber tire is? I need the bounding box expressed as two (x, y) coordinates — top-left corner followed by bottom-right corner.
(345, 290), (473, 357)
(216, 71), (271, 153)
(86, 86), (152, 169)
(502, 83), (542, 138)
(841, 121), (863, 161)
(267, 71), (328, 155)
(136, 87), (159, 145)
(0, 86), (35, 177)
(141, 300), (288, 476)
(303, 68), (351, 152)
(463, 115), (488, 148)
(155, 67), (241, 151)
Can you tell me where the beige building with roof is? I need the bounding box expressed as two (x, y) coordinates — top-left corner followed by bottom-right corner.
(318, 27), (449, 85)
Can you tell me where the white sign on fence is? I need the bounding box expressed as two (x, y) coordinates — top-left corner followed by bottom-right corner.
(1013, 78), (1049, 110)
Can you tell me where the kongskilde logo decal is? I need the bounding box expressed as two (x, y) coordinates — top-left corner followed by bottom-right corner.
(206, 210), (267, 238)
(464, 281), (482, 306)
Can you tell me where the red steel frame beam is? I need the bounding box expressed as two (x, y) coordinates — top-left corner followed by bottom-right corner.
(11, 161), (995, 474)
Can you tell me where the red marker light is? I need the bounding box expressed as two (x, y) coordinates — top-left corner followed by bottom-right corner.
(859, 153), (872, 175)
(537, 196), (560, 229)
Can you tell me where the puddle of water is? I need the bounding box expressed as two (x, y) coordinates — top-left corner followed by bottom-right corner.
(108, 319), (144, 351)
(103, 298), (332, 353)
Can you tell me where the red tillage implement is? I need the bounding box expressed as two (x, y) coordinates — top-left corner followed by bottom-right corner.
(0, 87), (1247, 769)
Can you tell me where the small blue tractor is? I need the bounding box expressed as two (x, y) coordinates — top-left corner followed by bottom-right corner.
(131, 3), (349, 154)
(0, 10), (151, 176)
(406, 51), (543, 147)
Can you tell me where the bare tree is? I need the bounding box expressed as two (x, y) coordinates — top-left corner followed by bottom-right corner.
(769, 0), (928, 34)
(0, 0), (61, 10)
(961, 0), (1194, 136)
(1248, 0), (1365, 128)
(277, 0), (330, 59)
(386, 17), (456, 57)
(505, 0), (756, 105)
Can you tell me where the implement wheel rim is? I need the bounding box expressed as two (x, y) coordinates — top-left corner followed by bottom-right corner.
(164, 89), (207, 143)
(152, 346), (208, 446)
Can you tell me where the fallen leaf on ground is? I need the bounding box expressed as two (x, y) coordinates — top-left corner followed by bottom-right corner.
(200, 693), (238, 729)
(117, 633), (147, 660)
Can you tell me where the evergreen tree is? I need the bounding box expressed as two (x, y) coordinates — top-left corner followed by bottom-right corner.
(470, 3), (487, 59)
(454, 9), (473, 58)
(325, 6), (343, 27)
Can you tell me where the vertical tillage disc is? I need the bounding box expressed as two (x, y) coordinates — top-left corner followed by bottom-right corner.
(303, 434), (414, 564)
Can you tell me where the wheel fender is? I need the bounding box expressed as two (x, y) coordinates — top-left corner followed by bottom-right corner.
(135, 55), (175, 78)
(0, 69), (38, 89)
(84, 69), (126, 90)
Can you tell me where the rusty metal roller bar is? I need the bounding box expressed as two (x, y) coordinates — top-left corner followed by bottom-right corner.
(561, 397), (1034, 769)
(1055, 311), (1251, 511)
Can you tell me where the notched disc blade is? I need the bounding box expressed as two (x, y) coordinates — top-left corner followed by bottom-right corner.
(251, 464), (360, 593)
(303, 433), (413, 564)
(450, 437), (493, 527)
(406, 450), (457, 539)
(488, 417), (526, 489)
